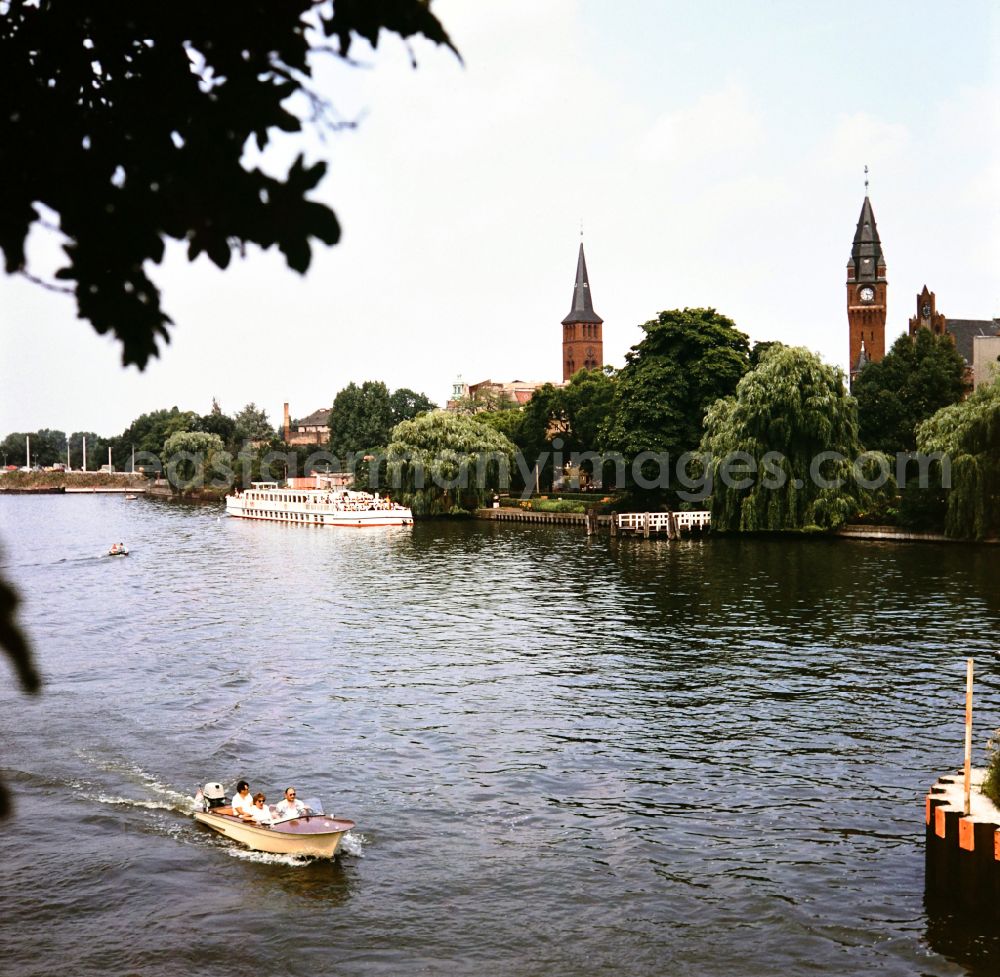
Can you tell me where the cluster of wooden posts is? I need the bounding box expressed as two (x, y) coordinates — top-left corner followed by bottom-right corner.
(925, 659), (1000, 910)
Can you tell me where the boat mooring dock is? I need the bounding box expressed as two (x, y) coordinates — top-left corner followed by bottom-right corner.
(475, 507), (711, 537)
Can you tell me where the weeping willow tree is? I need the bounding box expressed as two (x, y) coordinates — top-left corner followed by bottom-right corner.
(385, 412), (516, 516)
(701, 346), (891, 531)
(916, 378), (1000, 540)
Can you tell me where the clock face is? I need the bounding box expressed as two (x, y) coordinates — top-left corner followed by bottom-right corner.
(859, 287), (875, 303)
(586, 346), (595, 357)
(922, 304), (931, 317)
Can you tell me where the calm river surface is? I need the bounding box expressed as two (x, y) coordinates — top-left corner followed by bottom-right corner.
(1, 495), (999, 976)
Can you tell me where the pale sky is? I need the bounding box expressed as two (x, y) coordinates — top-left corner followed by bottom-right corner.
(1, 0), (998, 436)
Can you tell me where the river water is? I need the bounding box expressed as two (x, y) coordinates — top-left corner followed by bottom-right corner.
(0, 495), (998, 976)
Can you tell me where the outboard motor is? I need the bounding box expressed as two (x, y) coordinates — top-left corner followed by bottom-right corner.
(202, 782), (227, 810)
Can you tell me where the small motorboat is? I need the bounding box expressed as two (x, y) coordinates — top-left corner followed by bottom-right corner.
(192, 783), (354, 858)
(124, 494), (138, 501)
(108, 544), (129, 557)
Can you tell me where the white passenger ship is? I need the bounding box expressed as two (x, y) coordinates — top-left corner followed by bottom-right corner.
(225, 479), (413, 528)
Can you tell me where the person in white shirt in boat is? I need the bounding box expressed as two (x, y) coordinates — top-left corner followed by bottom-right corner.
(245, 793), (273, 825)
(231, 780), (254, 816)
(274, 787), (307, 818)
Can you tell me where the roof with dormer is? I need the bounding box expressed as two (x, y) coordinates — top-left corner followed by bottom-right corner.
(562, 243), (603, 325)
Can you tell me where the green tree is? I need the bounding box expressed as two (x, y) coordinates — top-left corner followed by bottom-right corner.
(855, 330), (968, 454)
(917, 378), (1000, 540)
(750, 340), (784, 369)
(449, 387), (519, 414)
(478, 408), (525, 444)
(389, 388), (437, 426)
(233, 403), (277, 444)
(385, 412), (516, 515)
(69, 431), (111, 471)
(162, 430), (227, 490)
(602, 308), (750, 464)
(197, 399), (238, 450)
(558, 368), (616, 454)
(492, 370), (618, 493)
(329, 381), (393, 459)
(0, 433), (25, 468)
(701, 346), (889, 531)
(30, 429), (68, 467)
(0, 430), (69, 468)
(516, 383), (564, 491)
(117, 408), (197, 456)
(0, 2), (455, 368)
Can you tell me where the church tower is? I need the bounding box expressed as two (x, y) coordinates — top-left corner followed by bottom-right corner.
(846, 191), (887, 384)
(561, 242), (603, 382)
(907, 285), (947, 339)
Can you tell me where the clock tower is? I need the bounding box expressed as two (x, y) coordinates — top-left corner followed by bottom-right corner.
(907, 285), (947, 339)
(846, 193), (887, 384)
(561, 242), (603, 382)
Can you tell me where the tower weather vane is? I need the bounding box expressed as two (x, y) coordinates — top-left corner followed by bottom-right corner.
(864, 164), (869, 194)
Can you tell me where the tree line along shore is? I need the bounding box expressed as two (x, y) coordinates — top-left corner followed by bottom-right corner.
(4, 310), (998, 540)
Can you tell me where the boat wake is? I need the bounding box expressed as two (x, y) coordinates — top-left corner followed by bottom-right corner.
(74, 753), (199, 814)
(91, 792), (196, 815)
(338, 830), (366, 857)
(225, 849), (314, 867)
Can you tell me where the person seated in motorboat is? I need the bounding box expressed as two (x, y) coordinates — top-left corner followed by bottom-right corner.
(244, 792), (273, 826)
(109, 543), (121, 555)
(231, 780), (253, 816)
(274, 787), (307, 818)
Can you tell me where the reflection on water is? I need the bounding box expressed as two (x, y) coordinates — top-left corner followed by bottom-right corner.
(0, 495), (998, 977)
(925, 895), (1000, 976)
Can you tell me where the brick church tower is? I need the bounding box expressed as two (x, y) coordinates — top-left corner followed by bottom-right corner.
(561, 242), (603, 382)
(846, 194), (887, 383)
(907, 285), (947, 339)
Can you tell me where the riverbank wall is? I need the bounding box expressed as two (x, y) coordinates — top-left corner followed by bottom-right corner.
(0, 472), (148, 493)
(146, 480), (227, 503)
(925, 769), (1000, 910)
(474, 509), (999, 545)
(475, 507), (610, 528)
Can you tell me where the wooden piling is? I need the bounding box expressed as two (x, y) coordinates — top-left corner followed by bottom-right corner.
(643, 512), (650, 539)
(965, 657), (974, 815)
(925, 769), (1000, 913)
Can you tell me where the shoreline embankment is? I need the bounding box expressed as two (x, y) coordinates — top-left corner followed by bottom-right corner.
(475, 507), (998, 544)
(0, 472), (148, 493)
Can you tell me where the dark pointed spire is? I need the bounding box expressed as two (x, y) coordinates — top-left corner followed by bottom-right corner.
(849, 195), (885, 283)
(855, 338), (870, 374)
(562, 242), (603, 325)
